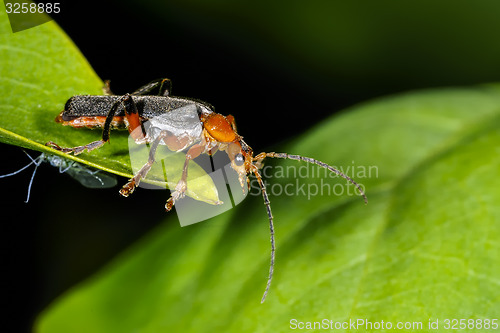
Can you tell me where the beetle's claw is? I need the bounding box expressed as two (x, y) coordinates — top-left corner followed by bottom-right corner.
(45, 140), (105, 155)
(165, 191), (184, 211)
(165, 180), (188, 211)
(46, 141), (65, 151)
(119, 180), (136, 197)
(165, 197), (175, 211)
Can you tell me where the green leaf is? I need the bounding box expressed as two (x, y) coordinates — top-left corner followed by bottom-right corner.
(35, 80), (500, 331)
(7, 4), (498, 332)
(0, 10), (218, 204)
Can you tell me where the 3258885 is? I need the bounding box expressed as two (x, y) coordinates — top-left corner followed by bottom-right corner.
(5, 2), (60, 14)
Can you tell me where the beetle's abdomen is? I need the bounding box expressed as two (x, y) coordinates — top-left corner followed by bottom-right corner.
(55, 113), (127, 129)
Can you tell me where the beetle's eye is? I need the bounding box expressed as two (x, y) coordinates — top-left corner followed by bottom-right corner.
(234, 153), (245, 166)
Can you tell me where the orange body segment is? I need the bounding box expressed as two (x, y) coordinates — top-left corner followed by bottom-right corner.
(55, 113), (125, 129)
(125, 111), (142, 135)
(226, 114), (236, 131)
(203, 113), (237, 143)
(125, 111), (144, 141)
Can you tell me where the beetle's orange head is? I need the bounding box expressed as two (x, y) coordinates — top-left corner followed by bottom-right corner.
(226, 139), (254, 189)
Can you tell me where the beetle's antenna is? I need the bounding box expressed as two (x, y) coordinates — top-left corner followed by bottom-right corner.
(0, 151), (44, 203)
(263, 153), (368, 204)
(24, 154), (44, 203)
(251, 166), (275, 303)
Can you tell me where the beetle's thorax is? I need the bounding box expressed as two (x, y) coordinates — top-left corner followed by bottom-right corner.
(201, 113), (238, 143)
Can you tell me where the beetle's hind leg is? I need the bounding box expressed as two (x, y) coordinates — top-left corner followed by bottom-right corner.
(45, 97), (122, 155)
(46, 94), (142, 155)
(46, 140), (106, 155)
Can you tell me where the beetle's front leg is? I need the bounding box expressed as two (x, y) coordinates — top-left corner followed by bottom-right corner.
(165, 143), (205, 211)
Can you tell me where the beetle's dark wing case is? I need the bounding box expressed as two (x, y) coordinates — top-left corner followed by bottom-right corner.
(61, 96), (214, 121)
(138, 96), (213, 118)
(62, 96), (124, 120)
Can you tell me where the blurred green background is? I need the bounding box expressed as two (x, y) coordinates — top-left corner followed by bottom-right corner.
(3, 0), (500, 331)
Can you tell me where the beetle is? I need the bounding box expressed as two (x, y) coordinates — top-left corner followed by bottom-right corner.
(46, 78), (368, 302)
(0, 150), (117, 203)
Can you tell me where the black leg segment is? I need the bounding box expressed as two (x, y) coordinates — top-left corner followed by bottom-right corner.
(131, 78), (172, 97)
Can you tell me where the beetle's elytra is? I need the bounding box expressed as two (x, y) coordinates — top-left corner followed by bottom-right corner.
(46, 78), (367, 302)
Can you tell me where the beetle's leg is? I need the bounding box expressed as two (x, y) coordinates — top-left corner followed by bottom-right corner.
(165, 143), (206, 211)
(226, 114), (237, 132)
(46, 140), (106, 155)
(119, 130), (204, 199)
(46, 94), (136, 155)
(122, 94), (147, 143)
(102, 80), (113, 95)
(131, 78), (172, 97)
(119, 130), (169, 197)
